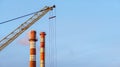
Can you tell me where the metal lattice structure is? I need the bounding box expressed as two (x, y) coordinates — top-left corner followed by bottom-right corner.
(0, 5), (55, 51)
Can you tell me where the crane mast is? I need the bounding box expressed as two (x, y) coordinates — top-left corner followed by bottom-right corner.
(0, 5), (55, 51)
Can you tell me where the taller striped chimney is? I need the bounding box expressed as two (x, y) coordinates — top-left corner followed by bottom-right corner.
(40, 32), (46, 67)
(29, 30), (37, 67)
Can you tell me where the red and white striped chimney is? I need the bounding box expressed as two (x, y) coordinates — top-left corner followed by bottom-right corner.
(29, 30), (37, 67)
(40, 32), (46, 67)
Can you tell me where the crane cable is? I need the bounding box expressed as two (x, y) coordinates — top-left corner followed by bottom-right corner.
(48, 7), (56, 67)
(49, 11), (53, 67)
(54, 8), (57, 67)
(0, 11), (41, 24)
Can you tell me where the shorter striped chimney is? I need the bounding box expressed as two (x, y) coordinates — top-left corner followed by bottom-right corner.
(40, 32), (46, 67)
(29, 30), (37, 67)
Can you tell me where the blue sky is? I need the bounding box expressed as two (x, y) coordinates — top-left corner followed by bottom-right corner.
(0, 0), (120, 67)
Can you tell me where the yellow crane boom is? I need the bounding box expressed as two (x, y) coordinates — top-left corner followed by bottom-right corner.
(0, 5), (55, 51)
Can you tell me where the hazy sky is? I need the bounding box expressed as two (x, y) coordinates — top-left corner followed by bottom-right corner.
(0, 0), (120, 67)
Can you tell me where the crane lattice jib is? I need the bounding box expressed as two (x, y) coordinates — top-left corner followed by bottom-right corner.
(0, 5), (55, 51)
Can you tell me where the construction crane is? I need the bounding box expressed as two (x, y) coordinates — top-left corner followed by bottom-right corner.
(0, 5), (55, 51)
